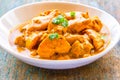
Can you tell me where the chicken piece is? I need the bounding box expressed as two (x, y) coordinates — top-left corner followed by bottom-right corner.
(88, 16), (103, 32)
(70, 40), (93, 58)
(26, 32), (43, 50)
(14, 35), (25, 47)
(84, 29), (104, 50)
(47, 16), (67, 34)
(82, 39), (94, 53)
(52, 26), (67, 35)
(65, 12), (89, 20)
(39, 33), (48, 42)
(47, 20), (56, 31)
(70, 40), (84, 57)
(23, 10), (60, 32)
(37, 35), (71, 58)
(67, 18), (90, 33)
(64, 33), (90, 44)
(48, 23), (67, 35)
(67, 16), (103, 33)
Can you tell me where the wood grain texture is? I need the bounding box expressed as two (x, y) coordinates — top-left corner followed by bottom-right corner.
(0, 0), (120, 80)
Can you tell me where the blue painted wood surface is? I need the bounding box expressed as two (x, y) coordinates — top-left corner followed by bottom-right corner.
(0, 0), (120, 80)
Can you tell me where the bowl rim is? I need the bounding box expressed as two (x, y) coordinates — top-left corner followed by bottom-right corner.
(0, 1), (120, 63)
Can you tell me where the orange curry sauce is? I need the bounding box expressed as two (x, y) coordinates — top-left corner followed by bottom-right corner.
(9, 10), (110, 60)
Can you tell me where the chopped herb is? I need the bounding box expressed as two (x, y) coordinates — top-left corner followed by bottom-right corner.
(61, 19), (68, 27)
(57, 15), (64, 23)
(52, 18), (61, 24)
(52, 15), (69, 27)
(49, 33), (59, 40)
(70, 11), (75, 17)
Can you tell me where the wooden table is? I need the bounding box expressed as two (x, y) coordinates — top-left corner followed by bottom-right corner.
(0, 0), (120, 80)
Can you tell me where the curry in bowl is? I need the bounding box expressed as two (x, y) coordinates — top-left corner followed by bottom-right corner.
(9, 10), (110, 60)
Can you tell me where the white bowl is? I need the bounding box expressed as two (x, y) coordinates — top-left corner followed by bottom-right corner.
(0, 2), (120, 69)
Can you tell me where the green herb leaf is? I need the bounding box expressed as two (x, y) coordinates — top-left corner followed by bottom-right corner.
(52, 15), (69, 27)
(70, 11), (75, 17)
(52, 18), (61, 24)
(61, 20), (68, 27)
(57, 15), (64, 23)
(49, 33), (59, 40)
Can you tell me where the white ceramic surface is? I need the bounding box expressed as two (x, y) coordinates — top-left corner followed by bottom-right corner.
(0, 2), (120, 69)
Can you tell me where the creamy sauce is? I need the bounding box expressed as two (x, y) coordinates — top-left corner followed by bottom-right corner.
(9, 24), (111, 58)
(9, 24), (31, 57)
(8, 10), (111, 59)
(92, 24), (111, 55)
